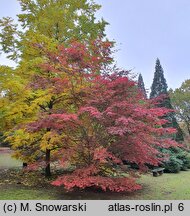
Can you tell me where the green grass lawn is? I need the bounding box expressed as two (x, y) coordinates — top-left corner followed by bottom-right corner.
(1, 170), (190, 200)
(133, 171), (190, 200)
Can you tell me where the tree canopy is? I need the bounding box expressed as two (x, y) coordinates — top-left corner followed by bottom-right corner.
(170, 79), (190, 136)
(0, 0), (108, 62)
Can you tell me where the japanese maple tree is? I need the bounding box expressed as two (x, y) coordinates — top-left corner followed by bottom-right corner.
(48, 72), (178, 192)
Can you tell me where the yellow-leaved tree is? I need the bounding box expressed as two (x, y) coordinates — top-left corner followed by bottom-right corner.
(0, 0), (113, 176)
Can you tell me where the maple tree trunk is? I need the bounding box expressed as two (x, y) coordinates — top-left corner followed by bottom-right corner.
(45, 149), (51, 177)
(22, 162), (28, 168)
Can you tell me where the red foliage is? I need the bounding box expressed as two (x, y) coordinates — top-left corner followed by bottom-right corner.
(90, 74), (178, 161)
(52, 166), (141, 192)
(49, 72), (179, 192)
(26, 40), (180, 192)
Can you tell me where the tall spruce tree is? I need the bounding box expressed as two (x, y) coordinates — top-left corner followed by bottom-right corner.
(150, 58), (184, 141)
(150, 59), (167, 99)
(138, 73), (147, 98)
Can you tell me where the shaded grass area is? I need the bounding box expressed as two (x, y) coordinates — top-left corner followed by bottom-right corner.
(0, 186), (56, 200)
(0, 149), (22, 169)
(0, 169), (126, 200)
(1, 169), (190, 200)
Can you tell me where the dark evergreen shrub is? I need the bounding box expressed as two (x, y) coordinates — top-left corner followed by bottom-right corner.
(163, 156), (183, 173)
(176, 151), (190, 170)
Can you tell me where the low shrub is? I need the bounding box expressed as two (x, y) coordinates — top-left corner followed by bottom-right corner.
(161, 147), (190, 173)
(163, 156), (183, 173)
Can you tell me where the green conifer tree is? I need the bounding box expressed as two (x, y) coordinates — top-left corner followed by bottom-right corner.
(150, 58), (184, 141)
(137, 73), (147, 98)
(150, 58), (168, 99)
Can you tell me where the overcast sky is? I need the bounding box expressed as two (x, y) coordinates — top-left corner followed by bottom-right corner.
(0, 0), (190, 91)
